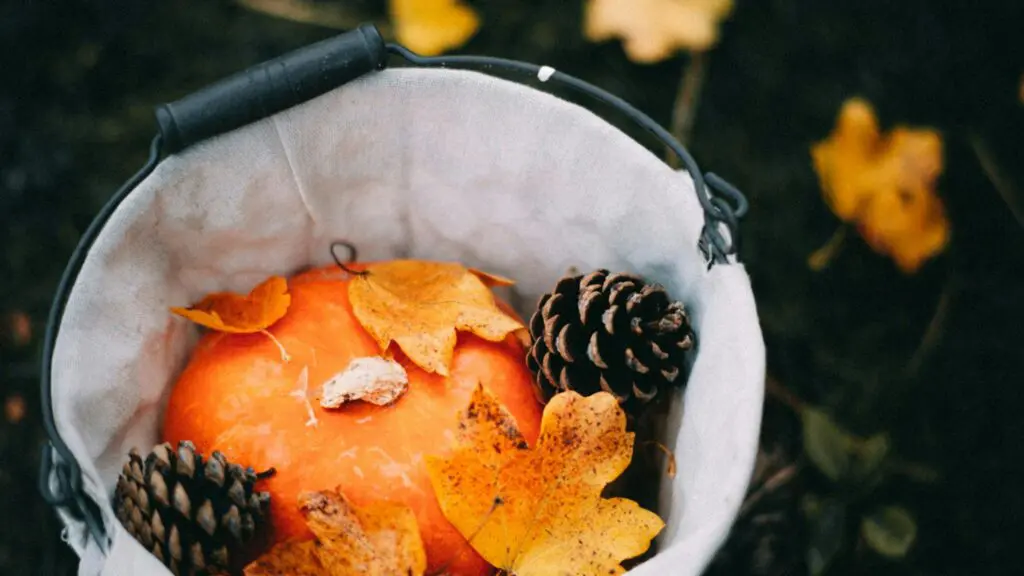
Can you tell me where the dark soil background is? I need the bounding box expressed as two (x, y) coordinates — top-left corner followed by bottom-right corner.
(2, 1), (1022, 574)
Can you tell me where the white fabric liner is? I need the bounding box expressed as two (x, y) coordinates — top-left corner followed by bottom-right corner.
(50, 67), (765, 575)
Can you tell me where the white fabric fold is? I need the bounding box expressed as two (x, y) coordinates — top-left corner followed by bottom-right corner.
(50, 67), (764, 576)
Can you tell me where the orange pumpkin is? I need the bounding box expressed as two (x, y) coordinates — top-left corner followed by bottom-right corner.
(161, 264), (544, 575)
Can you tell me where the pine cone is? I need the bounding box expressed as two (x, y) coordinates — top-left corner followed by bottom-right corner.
(526, 269), (695, 413)
(113, 440), (272, 576)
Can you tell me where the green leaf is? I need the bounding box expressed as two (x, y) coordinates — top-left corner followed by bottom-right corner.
(850, 432), (891, 483)
(802, 406), (892, 486)
(806, 497), (846, 575)
(802, 406), (852, 481)
(861, 505), (917, 559)
(801, 493), (823, 519)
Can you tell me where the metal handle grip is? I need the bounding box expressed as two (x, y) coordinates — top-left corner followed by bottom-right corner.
(155, 24), (387, 153)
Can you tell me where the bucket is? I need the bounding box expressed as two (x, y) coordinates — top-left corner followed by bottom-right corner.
(39, 24), (765, 576)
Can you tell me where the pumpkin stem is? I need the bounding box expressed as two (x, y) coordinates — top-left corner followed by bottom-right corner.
(330, 240), (369, 277)
(261, 329), (291, 363)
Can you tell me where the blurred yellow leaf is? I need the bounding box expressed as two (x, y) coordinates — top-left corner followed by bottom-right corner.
(584, 0), (734, 62)
(389, 0), (479, 56)
(811, 99), (949, 274)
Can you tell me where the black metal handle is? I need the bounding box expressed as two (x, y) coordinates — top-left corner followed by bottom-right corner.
(156, 24), (387, 154)
(385, 44), (748, 265)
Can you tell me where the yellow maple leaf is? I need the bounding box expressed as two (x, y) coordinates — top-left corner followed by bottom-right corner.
(584, 0), (734, 62)
(244, 489), (426, 576)
(389, 0), (479, 56)
(811, 98), (950, 273)
(346, 260), (525, 376)
(426, 385), (665, 576)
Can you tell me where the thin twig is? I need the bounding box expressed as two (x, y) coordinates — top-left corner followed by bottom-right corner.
(969, 131), (1024, 228)
(765, 376), (805, 415)
(234, 0), (392, 35)
(738, 463), (800, 518)
(640, 440), (677, 478)
(667, 51), (708, 168)
(885, 460), (941, 483)
(808, 225), (849, 271)
(903, 274), (957, 378)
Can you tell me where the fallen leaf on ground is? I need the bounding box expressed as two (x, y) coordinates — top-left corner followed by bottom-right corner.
(244, 488), (426, 576)
(861, 505), (917, 559)
(4, 395), (26, 425)
(320, 356), (409, 408)
(171, 276), (292, 360)
(426, 385), (664, 576)
(347, 260), (524, 376)
(5, 311), (32, 346)
(389, 0), (479, 57)
(584, 0), (734, 62)
(811, 98), (949, 273)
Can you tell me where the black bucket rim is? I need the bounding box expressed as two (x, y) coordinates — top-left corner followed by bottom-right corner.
(37, 22), (748, 554)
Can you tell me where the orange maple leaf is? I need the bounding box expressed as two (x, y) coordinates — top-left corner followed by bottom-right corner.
(346, 260), (525, 377)
(170, 276), (292, 360)
(244, 489), (426, 576)
(810, 98), (950, 273)
(425, 385), (665, 576)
